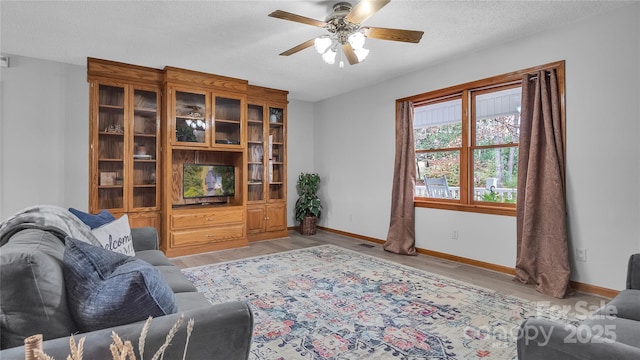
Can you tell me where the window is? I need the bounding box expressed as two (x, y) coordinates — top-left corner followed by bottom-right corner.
(407, 62), (564, 216)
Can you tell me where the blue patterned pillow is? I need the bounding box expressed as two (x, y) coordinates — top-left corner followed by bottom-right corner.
(62, 237), (177, 332)
(68, 208), (115, 229)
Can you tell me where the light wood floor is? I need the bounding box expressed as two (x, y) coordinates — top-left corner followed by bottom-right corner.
(171, 230), (609, 310)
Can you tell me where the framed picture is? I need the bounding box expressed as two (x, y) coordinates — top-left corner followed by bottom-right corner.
(100, 172), (117, 186)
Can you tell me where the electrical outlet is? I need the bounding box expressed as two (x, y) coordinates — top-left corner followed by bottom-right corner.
(452, 230), (458, 240)
(576, 248), (587, 262)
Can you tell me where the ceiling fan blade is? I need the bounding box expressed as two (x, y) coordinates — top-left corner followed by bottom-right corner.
(345, 0), (390, 24)
(363, 27), (424, 43)
(279, 39), (316, 56)
(269, 10), (326, 27)
(342, 43), (359, 65)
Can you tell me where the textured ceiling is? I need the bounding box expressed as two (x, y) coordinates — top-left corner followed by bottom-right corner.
(1, 0), (634, 101)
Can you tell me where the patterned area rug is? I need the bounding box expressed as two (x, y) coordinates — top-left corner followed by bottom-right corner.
(182, 245), (562, 359)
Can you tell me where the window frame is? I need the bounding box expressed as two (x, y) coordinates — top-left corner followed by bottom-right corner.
(402, 61), (565, 216)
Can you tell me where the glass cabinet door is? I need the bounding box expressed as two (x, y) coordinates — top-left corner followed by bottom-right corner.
(247, 104), (265, 202)
(97, 84), (126, 210)
(174, 90), (207, 145)
(268, 106), (285, 201)
(214, 95), (242, 146)
(132, 88), (159, 209)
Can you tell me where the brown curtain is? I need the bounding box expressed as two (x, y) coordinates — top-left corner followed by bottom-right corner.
(515, 69), (570, 298)
(384, 101), (417, 256)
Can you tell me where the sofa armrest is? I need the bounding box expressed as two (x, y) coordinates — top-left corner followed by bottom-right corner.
(131, 227), (159, 251)
(0, 301), (253, 360)
(626, 253), (640, 290)
(517, 318), (640, 360)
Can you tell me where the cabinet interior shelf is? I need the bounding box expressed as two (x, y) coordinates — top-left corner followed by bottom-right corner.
(215, 118), (240, 124)
(133, 159), (156, 162)
(99, 158), (123, 162)
(248, 120), (263, 124)
(99, 104), (124, 110)
(176, 115), (205, 120)
(134, 108), (157, 114)
(134, 133), (157, 138)
(134, 184), (156, 188)
(99, 132), (124, 136)
(98, 185), (123, 189)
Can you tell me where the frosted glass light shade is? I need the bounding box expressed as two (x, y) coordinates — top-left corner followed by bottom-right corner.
(314, 37), (332, 54)
(322, 48), (337, 64)
(348, 32), (366, 50)
(354, 47), (369, 62)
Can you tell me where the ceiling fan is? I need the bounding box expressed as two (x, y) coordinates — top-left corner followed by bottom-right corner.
(268, 0), (424, 66)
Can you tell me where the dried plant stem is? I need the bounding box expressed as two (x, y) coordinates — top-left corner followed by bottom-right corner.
(32, 349), (54, 360)
(182, 319), (195, 360)
(138, 316), (152, 360)
(150, 314), (184, 360)
(24, 334), (43, 360)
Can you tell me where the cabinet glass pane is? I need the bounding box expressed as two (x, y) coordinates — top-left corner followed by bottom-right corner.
(133, 89), (158, 209)
(175, 91), (206, 143)
(248, 104), (264, 201)
(215, 97), (241, 145)
(268, 107), (284, 201)
(98, 84), (125, 209)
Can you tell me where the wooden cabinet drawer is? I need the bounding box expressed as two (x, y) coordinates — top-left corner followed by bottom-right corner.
(171, 208), (243, 229)
(171, 224), (244, 248)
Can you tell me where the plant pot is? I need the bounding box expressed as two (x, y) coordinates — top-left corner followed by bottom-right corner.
(299, 216), (317, 235)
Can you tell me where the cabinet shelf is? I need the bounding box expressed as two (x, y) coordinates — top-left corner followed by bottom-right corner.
(134, 133), (157, 138)
(99, 104), (125, 110)
(215, 118), (240, 124)
(99, 158), (124, 162)
(176, 115), (205, 120)
(248, 119), (263, 124)
(134, 184), (156, 188)
(98, 185), (124, 189)
(99, 131), (124, 136)
(134, 108), (157, 114)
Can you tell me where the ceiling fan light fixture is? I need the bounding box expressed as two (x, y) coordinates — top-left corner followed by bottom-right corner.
(322, 48), (337, 64)
(314, 36), (332, 54)
(348, 31), (366, 50)
(354, 47), (369, 62)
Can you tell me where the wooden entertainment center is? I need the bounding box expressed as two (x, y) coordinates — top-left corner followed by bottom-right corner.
(87, 58), (288, 256)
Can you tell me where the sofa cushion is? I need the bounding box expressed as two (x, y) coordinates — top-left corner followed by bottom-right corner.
(583, 316), (640, 348)
(62, 237), (178, 332)
(135, 250), (175, 267)
(155, 265), (198, 293)
(69, 208), (115, 229)
(174, 292), (213, 311)
(593, 289), (640, 322)
(91, 214), (135, 256)
(0, 229), (78, 349)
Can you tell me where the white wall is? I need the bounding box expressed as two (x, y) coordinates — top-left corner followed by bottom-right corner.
(0, 55), (88, 218)
(313, 4), (640, 291)
(286, 99), (315, 225)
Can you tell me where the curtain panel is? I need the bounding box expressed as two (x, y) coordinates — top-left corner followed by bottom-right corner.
(515, 69), (571, 298)
(384, 101), (417, 256)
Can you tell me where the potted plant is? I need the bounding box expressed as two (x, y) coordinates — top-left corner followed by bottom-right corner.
(295, 172), (322, 235)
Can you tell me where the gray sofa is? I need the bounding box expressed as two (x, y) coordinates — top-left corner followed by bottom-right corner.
(0, 227), (253, 359)
(517, 254), (640, 359)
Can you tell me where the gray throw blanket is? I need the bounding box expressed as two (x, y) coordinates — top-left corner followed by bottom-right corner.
(0, 205), (101, 247)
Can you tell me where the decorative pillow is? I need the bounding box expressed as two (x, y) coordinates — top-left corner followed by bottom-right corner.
(91, 214), (135, 256)
(62, 237), (178, 332)
(0, 229), (78, 349)
(69, 208), (115, 229)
